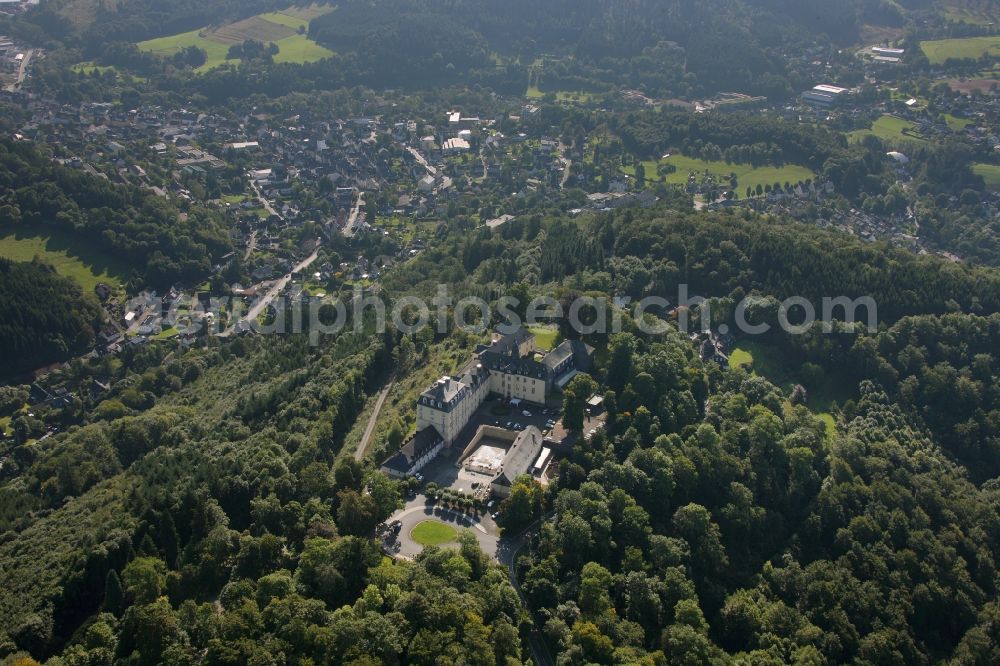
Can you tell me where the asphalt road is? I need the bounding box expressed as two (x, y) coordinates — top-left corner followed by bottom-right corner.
(6, 48), (33, 92)
(344, 191), (366, 236)
(384, 496), (499, 560)
(354, 379), (394, 461)
(219, 244), (321, 337)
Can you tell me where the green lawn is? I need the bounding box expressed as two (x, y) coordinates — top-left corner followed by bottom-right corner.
(71, 61), (117, 75)
(729, 340), (853, 416)
(973, 163), (1000, 190)
(729, 341), (845, 443)
(529, 326), (560, 351)
(632, 154), (814, 194)
(154, 327), (178, 341)
(848, 115), (927, 145)
(0, 229), (128, 292)
(921, 36), (1000, 64)
(0, 415), (10, 438)
(410, 520), (458, 546)
(526, 86), (597, 103)
(944, 114), (973, 131)
(728, 348), (753, 369)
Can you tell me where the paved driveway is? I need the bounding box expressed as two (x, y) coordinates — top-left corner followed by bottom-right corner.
(383, 495), (500, 560)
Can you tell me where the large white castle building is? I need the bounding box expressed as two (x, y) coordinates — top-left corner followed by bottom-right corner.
(380, 327), (592, 477)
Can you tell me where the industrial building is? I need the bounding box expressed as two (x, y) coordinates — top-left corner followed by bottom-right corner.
(801, 84), (850, 107)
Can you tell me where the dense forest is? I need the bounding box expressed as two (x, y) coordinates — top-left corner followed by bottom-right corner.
(0, 258), (101, 375)
(0, 140), (233, 287)
(306, 0), (895, 97)
(1, 1), (999, 661)
(2, 0), (912, 100)
(1, 0), (287, 49)
(2, 206), (998, 664)
(518, 353), (999, 664)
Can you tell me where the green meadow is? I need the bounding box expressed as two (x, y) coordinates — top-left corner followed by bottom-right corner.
(630, 154), (814, 193)
(847, 115), (927, 144)
(138, 5), (334, 73)
(973, 163), (1000, 190)
(0, 229), (128, 293)
(526, 86), (598, 103)
(729, 339), (853, 442)
(921, 36), (1000, 64)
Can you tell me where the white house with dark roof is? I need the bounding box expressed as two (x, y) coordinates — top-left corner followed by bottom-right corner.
(380, 426), (444, 479)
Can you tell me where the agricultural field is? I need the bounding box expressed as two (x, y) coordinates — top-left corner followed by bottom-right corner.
(259, 4), (335, 31)
(0, 229), (128, 293)
(847, 114), (927, 144)
(920, 36), (1000, 64)
(631, 154), (814, 194)
(973, 163), (1000, 190)
(137, 5), (335, 73)
(947, 77), (1000, 95)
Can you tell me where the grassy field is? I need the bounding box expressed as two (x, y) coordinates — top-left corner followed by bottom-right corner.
(529, 326), (560, 351)
(0, 229), (128, 292)
(728, 348), (753, 369)
(526, 86), (597, 103)
(259, 4), (334, 30)
(272, 34), (335, 65)
(138, 5), (334, 73)
(921, 36), (1000, 64)
(944, 114), (973, 131)
(410, 520), (458, 546)
(139, 29), (232, 72)
(632, 154), (814, 193)
(847, 115), (927, 145)
(71, 61), (117, 75)
(0, 416), (10, 438)
(974, 163), (1000, 190)
(729, 340), (853, 442)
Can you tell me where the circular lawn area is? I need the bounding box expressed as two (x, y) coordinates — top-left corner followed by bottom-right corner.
(410, 520), (458, 546)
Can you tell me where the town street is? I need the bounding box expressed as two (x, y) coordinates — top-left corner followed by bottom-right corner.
(219, 243), (321, 337)
(5, 48), (33, 91)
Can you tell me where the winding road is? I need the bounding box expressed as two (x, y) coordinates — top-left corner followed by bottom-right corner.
(496, 513), (557, 666)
